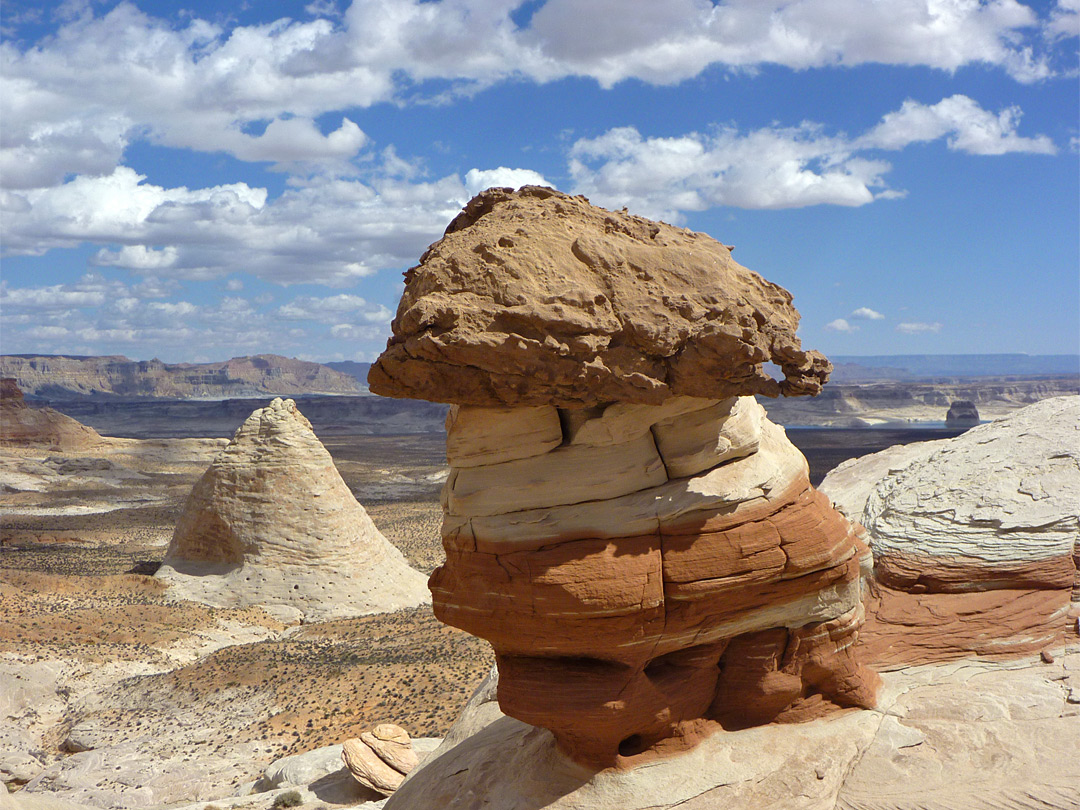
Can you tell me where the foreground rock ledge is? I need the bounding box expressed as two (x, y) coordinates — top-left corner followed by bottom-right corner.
(370, 188), (878, 768)
(369, 186), (831, 408)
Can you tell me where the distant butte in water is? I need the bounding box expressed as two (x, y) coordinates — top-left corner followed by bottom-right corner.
(945, 399), (980, 427)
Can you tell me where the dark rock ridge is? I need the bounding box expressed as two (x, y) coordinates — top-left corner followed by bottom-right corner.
(1, 354), (363, 399)
(370, 186), (830, 407)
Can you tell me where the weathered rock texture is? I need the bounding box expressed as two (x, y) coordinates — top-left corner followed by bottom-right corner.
(156, 398), (429, 620)
(0, 378), (101, 450)
(371, 188), (878, 767)
(821, 396), (1079, 666)
(944, 398), (979, 427)
(342, 724), (419, 795)
(864, 396), (1078, 595)
(369, 186), (831, 408)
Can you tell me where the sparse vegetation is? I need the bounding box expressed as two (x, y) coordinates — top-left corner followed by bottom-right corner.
(271, 790), (303, 808)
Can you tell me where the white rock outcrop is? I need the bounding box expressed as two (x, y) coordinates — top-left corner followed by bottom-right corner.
(156, 398), (429, 620)
(841, 396), (1079, 593)
(342, 724), (420, 795)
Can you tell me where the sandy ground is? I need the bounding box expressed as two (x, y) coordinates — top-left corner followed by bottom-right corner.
(0, 432), (492, 806)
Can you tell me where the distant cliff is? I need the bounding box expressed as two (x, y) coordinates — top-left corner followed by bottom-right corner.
(0, 354), (365, 399)
(762, 376), (1079, 426)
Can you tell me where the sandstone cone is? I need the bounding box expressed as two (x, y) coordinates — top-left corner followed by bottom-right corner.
(0, 378), (100, 450)
(370, 188), (878, 767)
(156, 398), (429, 620)
(342, 724), (418, 795)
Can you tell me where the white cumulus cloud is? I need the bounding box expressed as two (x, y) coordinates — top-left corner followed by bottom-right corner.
(1, 162), (546, 285)
(850, 307), (885, 320)
(896, 321), (943, 333)
(464, 167), (552, 196)
(569, 95), (1055, 218)
(861, 95), (1057, 155)
(824, 318), (858, 333)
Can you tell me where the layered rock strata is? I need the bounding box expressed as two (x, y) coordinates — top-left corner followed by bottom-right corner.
(433, 396), (878, 764)
(864, 396), (1078, 595)
(156, 398), (429, 620)
(370, 187), (879, 767)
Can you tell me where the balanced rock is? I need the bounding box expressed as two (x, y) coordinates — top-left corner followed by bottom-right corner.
(156, 398), (429, 620)
(944, 399), (979, 428)
(342, 724), (419, 795)
(0, 378), (100, 450)
(370, 188), (879, 768)
(369, 186), (831, 408)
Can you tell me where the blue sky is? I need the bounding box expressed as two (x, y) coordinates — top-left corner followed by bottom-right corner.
(1, 0), (1077, 364)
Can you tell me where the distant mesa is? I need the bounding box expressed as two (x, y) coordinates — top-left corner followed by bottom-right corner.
(156, 397), (429, 621)
(944, 399), (979, 427)
(372, 187), (878, 770)
(0, 353), (363, 399)
(0, 377), (101, 450)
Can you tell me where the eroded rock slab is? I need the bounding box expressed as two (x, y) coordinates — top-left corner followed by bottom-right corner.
(862, 396), (1079, 593)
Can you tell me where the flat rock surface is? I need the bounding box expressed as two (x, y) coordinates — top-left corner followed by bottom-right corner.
(369, 186), (830, 407)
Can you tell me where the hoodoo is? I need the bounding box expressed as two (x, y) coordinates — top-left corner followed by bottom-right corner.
(156, 397), (429, 621)
(370, 187), (879, 767)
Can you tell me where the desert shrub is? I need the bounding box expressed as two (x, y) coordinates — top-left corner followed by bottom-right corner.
(271, 791), (303, 809)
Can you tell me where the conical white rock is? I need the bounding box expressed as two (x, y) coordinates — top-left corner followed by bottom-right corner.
(156, 398), (429, 620)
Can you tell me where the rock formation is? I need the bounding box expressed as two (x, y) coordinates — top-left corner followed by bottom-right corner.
(0, 378), (101, 450)
(864, 396), (1077, 595)
(370, 187), (878, 767)
(944, 398), (979, 427)
(369, 186), (830, 408)
(156, 398), (429, 620)
(342, 724), (419, 795)
(821, 396), (1079, 665)
(387, 651), (1080, 810)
